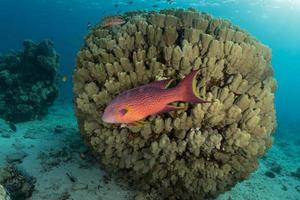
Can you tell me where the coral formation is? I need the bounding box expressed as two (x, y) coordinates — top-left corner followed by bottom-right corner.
(73, 9), (277, 199)
(0, 40), (59, 122)
(0, 164), (36, 200)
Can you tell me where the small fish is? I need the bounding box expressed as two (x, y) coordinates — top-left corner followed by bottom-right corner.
(128, 1), (133, 4)
(101, 16), (126, 28)
(87, 22), (92, 30)
(152, 4), (159, 8)
(102, 69), (210, 124)
(114, 3), (118, 7)
(66, 172), (77, 182)
(62, 75), (68, 82)
(166, 0), (175, 4)
(80, 152), (86, 160)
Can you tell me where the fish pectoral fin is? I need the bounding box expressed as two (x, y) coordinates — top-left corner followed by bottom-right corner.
(158, 104), (186, 115)
(166, 104), (187, 118)
(128, 120), (147, 128)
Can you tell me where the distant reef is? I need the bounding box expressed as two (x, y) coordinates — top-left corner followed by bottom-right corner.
(0, 164), (35, 200)
(0, 39), (59, 123)
(73, 8), (277, 200)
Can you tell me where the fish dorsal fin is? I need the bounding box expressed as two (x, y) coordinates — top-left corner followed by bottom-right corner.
(145, 79), (174, 89)
(128, 120), (148, 128)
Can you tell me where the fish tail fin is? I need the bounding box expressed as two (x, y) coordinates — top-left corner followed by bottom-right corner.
(176, 69), (210, 104)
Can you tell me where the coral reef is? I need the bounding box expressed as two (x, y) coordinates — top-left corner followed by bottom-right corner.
(0, 164), (36, 200)
(0, 184), (11, 200)
(0, 39), (59, 123)
(73, 9), (277, 199)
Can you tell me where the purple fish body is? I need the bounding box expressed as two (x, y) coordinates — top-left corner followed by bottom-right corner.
(102, 70), (209, 124)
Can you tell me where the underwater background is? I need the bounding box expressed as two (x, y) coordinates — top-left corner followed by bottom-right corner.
(0, 0), (299, 199)
(1, 0), (300, 131)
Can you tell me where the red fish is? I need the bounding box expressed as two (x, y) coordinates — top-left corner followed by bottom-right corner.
(102, 70), (209, 124)
(101, 16), (126, 28)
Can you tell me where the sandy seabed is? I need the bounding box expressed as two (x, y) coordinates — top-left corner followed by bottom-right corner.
(0, 101), (299, 200)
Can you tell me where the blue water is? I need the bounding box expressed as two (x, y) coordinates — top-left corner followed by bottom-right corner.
(0, 0), (299, 198)
(1, 0), (299, 130)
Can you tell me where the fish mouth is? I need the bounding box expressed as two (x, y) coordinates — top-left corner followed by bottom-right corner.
(101, 112), (116, 124)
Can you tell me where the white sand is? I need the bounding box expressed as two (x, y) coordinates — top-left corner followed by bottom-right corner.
(217, 142), (300, 200)
(0, 101), (299, 200)
(0, 101), (132, 200)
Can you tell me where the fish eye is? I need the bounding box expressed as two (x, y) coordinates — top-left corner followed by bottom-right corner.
(119, 108), (128, 116)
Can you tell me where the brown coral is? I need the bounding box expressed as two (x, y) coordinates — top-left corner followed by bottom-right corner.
(73, 9), (277, 200)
